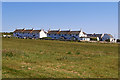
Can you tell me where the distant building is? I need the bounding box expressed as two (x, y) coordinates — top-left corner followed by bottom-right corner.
(87, 33), (102, 41)
(47, 29), (90, 41)
(13, 28), (116, 42)
(87, 33), (116, 42)
(13, 28), (47, 39)
(101, 33), (116, 42)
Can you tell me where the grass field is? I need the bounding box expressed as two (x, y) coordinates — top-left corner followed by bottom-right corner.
(2, 38), (118, 78)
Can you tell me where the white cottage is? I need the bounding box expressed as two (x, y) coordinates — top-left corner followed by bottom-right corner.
(101, 33), (116, 42)
(87, 33), (116, 42)
(13, 28), (47, 39)
(87, 34), (102, 41)
(47, 29), (90, 41)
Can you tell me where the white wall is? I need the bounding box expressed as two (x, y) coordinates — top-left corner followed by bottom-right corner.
(110, 38), (116, 43)
(97, 37), (99, 41)
(13, 30), (47, 39)
(79, 31), (87, 37)
(80, 37), (90, 41)
(39, 30), (47, 38)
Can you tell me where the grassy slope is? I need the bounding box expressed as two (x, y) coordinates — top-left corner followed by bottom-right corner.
(2, 38), (118, 78)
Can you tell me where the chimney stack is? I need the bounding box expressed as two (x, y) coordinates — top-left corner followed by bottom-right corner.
(58, 29), (61, 31)
(48, 28), (51, 31)
(69, 29), (71, 31)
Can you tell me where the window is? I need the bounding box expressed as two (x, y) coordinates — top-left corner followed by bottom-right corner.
(70, 34), (71, 36)
(48, 34), (50, 36)
(76, 34), (78, 36)
(59, 34), (61, 36)
(54, 34), (56, 36)
(65, 34), (67, 36)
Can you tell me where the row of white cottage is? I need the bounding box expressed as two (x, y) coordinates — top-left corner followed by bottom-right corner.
(13, 28), (116, 42)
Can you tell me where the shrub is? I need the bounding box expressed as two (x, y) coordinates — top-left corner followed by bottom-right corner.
(42, 37), (52, 39)
(76, 52), (80, 55)
(67, 52), (72, 54)
(90, 37), (97, 41)
(2, 32), (13, 35)
(117, 39), (120, 42)
(105, 39), (110, 42)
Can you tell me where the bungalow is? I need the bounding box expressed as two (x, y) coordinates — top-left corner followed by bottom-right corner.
(87, 33), (116, 42)
(47, 29), (90, 41)
(87, 33), (102, 41)
(13, 28), (47, 39)
(101, 33), (116, 42)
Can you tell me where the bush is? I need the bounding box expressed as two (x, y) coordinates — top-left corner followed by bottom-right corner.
(117, 39), (120, 42)
(90, 37), (97, 41)
(105, 39), (110, 42)
(2, 32), (13, 35)
(42, 37), (52, 39)
(76, 52), (80, 55)
(67, 52), (72, 54)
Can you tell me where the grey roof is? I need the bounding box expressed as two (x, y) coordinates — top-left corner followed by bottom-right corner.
(87, 33), (114, 38)
(87, 34), (102, 38)
(104, 34), (113, 38)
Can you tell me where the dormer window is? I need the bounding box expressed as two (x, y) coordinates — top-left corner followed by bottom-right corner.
(54, 34), (56, 36)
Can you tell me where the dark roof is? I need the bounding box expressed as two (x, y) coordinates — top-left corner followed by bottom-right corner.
(14, 29), (25, 33)
(48, 30), (60, 34)
(14, 29), (44, 33)
(23, 29), (33, 33)
(87, 34), (102, 38)
(70, 31), (80, 34)
(105, 34), (113, 38)
(32, 30), (41, 33)
(60, 31), (71, 34)
(48, 30), (86, 34)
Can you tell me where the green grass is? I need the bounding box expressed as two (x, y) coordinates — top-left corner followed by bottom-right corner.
(2, 38), (118, 78)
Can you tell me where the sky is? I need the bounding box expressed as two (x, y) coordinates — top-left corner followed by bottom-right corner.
(2, 2), (118, 38)
(1, 0), (120, 2)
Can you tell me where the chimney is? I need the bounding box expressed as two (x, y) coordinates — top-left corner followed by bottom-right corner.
(69, 29), (71, 31)
(41, 29), (44, 31)
(58, 29), (61, 31)
(48, 28), (51, 31)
